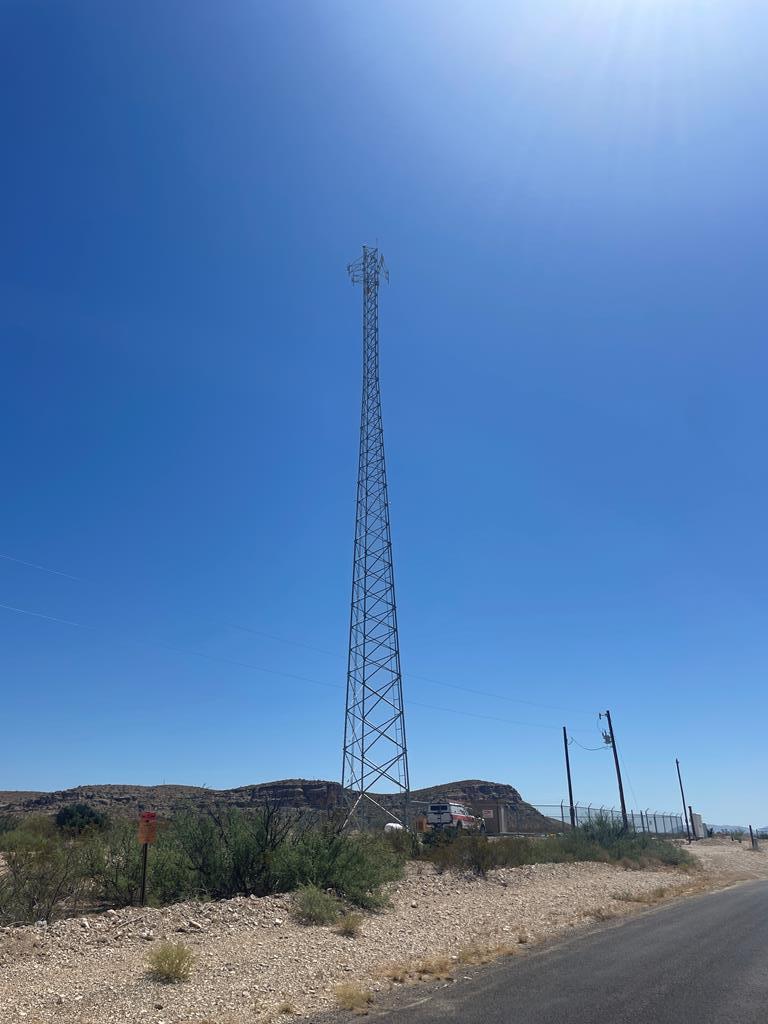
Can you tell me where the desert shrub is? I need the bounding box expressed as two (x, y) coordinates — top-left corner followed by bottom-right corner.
(0, 828), (90, 923)
(147, 941), (194, 983)
(0, 815), (20, 836)
(421, 832), (463, 874)
(292, 884), (341, 925)
(463, 835), (499, 876)
(424, 834), (530, 875)
(0, 815), (56, 848)
(335, 911), (364, 937)
(423, 834), (497, 876)
(579, 813), (627, 846)
(276, 826), (403, 909)
(80, 820), (144, 907)
(147, 838), (197, 905)
(82, 819), (194, 908)
(422, 820), (691, 876)
(55, 803), (108, 836)
(383, 827), (421, 858)
(0, 804), (405, 918)
(169, 804), (298, 901)
(420, 828), (454, 850)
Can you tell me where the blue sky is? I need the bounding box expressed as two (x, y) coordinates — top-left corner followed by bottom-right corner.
(1, 1), (766, 825)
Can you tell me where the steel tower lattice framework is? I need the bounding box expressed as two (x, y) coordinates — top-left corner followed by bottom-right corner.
(342, 245), (409, 827)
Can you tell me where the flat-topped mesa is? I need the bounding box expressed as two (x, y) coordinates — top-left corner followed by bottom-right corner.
(0, 779), (347, 818)
(0, 778), (542, 824)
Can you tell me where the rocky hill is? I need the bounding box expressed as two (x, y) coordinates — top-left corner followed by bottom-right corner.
(0, 777), (548, 825)
(0, 780), (344, 819)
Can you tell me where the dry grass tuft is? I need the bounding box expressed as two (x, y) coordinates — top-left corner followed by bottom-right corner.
(378, 951), (461, 985)
(147, 941), (194, 983)
(586, 906), (619, 922)
(334, 982), (374, 1012)
(458, 942), (516, 966)
(414, 954), (453, 980)
(377, 962), (410, 983)
(335, 912), (364, 938)
(613, 886), (671, 905)
(277, 1000), (296, 1015)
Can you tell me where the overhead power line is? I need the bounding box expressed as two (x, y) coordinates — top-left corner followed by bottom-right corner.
(0, 600), (596, 734)
(0, 548), (597, 719)
(569, 735), (610, 752)
(0, 552), (84, 582)
(233, 623), (594, 718)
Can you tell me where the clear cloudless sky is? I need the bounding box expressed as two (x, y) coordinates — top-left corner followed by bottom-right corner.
(1, 1), (766, 825)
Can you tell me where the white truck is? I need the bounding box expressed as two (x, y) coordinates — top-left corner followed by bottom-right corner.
(426, 800), (483, 833)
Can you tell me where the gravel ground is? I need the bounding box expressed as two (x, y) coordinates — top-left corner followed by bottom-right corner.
(1, 839), (764, 1024)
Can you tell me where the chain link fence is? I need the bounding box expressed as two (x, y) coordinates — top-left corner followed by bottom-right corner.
(528, 804), (685, 836)
(405, 798), (686, 836)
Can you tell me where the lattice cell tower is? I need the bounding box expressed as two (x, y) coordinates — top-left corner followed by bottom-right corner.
(342, 245), (410, 827)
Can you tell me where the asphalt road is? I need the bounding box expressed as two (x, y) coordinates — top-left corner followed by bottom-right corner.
(357, 881), (768, 1024)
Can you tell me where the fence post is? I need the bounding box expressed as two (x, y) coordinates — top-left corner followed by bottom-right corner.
(653, 813), (659, 833)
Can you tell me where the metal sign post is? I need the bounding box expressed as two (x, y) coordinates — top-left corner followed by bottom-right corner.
(137, 811), (158, 906)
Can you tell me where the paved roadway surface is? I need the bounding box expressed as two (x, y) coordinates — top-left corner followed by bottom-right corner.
(345, 881), (768, 1024)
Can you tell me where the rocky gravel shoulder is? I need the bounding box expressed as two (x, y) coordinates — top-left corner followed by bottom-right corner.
(1, 839), (764, 1024)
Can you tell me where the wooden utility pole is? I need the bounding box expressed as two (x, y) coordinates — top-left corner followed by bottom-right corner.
(601, 710), (628, 830)
(675, 758), (692, 843)
(563, 726), (576, 829)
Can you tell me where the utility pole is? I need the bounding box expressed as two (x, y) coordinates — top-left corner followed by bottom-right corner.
(600, 709), (628, 830)
(675, 758), (692, 843)
(563, 726), (576, 829)
(341, 246), (409, 830)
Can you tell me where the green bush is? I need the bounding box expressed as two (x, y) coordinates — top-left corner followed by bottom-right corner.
(578, 813), (626, 846)
(383, 827), (421, 859)
(292, 884), (341, 925)
(0, 814), (20, 836)
(421, 820), (692, 876)
(0, 827), (90, 924)
(55, 803), (109, 836)
(169, 804), (298, 901)
(276, 826), (404, 909)
(0, 805), (406, 919)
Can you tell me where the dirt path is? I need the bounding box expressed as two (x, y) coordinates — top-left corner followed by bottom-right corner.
(1, 839), (764, 1024)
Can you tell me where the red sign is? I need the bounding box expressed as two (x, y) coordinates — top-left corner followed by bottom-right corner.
(137, 811), (158, 845)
